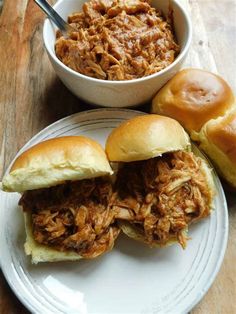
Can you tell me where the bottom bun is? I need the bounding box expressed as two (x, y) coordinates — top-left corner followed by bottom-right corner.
(118, 220), (186, 248)
(24, 213), (82, 264)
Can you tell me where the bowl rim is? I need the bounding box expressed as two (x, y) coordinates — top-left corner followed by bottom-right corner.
(43, 0), (192, 85)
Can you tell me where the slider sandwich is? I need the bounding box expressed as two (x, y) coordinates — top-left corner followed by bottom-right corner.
(2, 136), (120, 263)
(106, 115), (215, 248)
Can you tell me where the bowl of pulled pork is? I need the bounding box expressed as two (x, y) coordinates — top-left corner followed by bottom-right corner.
(43, 0), (192, 107)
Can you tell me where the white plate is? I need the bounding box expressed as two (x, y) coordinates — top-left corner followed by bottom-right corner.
(0, 109), (228, 314)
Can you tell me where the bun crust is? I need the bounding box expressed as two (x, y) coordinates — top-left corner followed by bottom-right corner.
(198, 110), (236, 188)
(105, 114), (190, 162)
(2, 136), (112, 192)
(151, 68), (235, 136)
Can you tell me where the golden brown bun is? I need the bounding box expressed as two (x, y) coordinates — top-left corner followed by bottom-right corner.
(198, 110), (236, 188)
(24, 212), (83, 264)
(151, 68), (235, 138)
(105, 114), (191, 162)
(2, 136), (113, 192)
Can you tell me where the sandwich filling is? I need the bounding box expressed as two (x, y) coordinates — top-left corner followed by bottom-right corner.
(55, 0), (179, 80)
(111, 151), (213, 248)
(19, 177), (120, 258)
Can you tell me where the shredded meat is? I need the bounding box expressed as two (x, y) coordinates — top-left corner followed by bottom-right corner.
(19, 178), (120, 259)
(112, 151), (213, 248)
(55, 0), (179, 80)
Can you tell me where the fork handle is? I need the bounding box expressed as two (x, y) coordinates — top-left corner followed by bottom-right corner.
(34, 0), (70, 33)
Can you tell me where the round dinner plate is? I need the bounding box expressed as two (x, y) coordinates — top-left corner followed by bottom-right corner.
(0, 109), (228, 314)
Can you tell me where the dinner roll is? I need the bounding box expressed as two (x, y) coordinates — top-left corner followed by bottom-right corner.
(151, 68), (235, 138)
(2, 136), (113, 192)
(198, 110), (236, 188)
(105, 114), (190, 162)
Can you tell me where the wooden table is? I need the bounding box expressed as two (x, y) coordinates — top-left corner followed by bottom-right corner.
(0, 0), (235, 313)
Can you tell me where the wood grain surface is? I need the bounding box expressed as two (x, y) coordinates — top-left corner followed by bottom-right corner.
(0, 0), (235, 313)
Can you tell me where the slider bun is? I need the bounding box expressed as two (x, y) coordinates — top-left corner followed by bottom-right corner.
(119, 155), (215, 246)
(151, 68), (235, 138)
(105, 114), (190, 162)
(2, 136), (113, 192)
(198, 110), (236, 188)
(118, 220), (185, 248)
(24, 212), (82, 264)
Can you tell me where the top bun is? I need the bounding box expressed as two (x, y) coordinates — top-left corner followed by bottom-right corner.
(2, 136), (113, 192)
(198, 109), (236, 188)
(151, 68), (235, 137)
(105, 114), (190, 162)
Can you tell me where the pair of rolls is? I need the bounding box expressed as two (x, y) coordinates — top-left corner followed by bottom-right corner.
(152, 68), (236, 188)
(2, 115), (216, 263)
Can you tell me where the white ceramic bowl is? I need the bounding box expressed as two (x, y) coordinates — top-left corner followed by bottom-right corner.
(43, 0), (192, 107)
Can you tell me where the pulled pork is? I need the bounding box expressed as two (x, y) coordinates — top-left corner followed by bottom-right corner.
(55, 0), (179, 80)
(19, 177), (120, 258)
(111, 151), (213, 248)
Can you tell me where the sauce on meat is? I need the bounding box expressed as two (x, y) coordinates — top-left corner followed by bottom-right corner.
(19, 177), (120, 258)
(112, 151), (213, 248)
(55, 0), (179, 80)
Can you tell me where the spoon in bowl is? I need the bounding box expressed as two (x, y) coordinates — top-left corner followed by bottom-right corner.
(34, 0), (75, 36)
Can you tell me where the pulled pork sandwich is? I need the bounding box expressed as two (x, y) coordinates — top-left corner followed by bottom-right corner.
(2, 136), (120, 263)
(106, 115), (215, 248)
